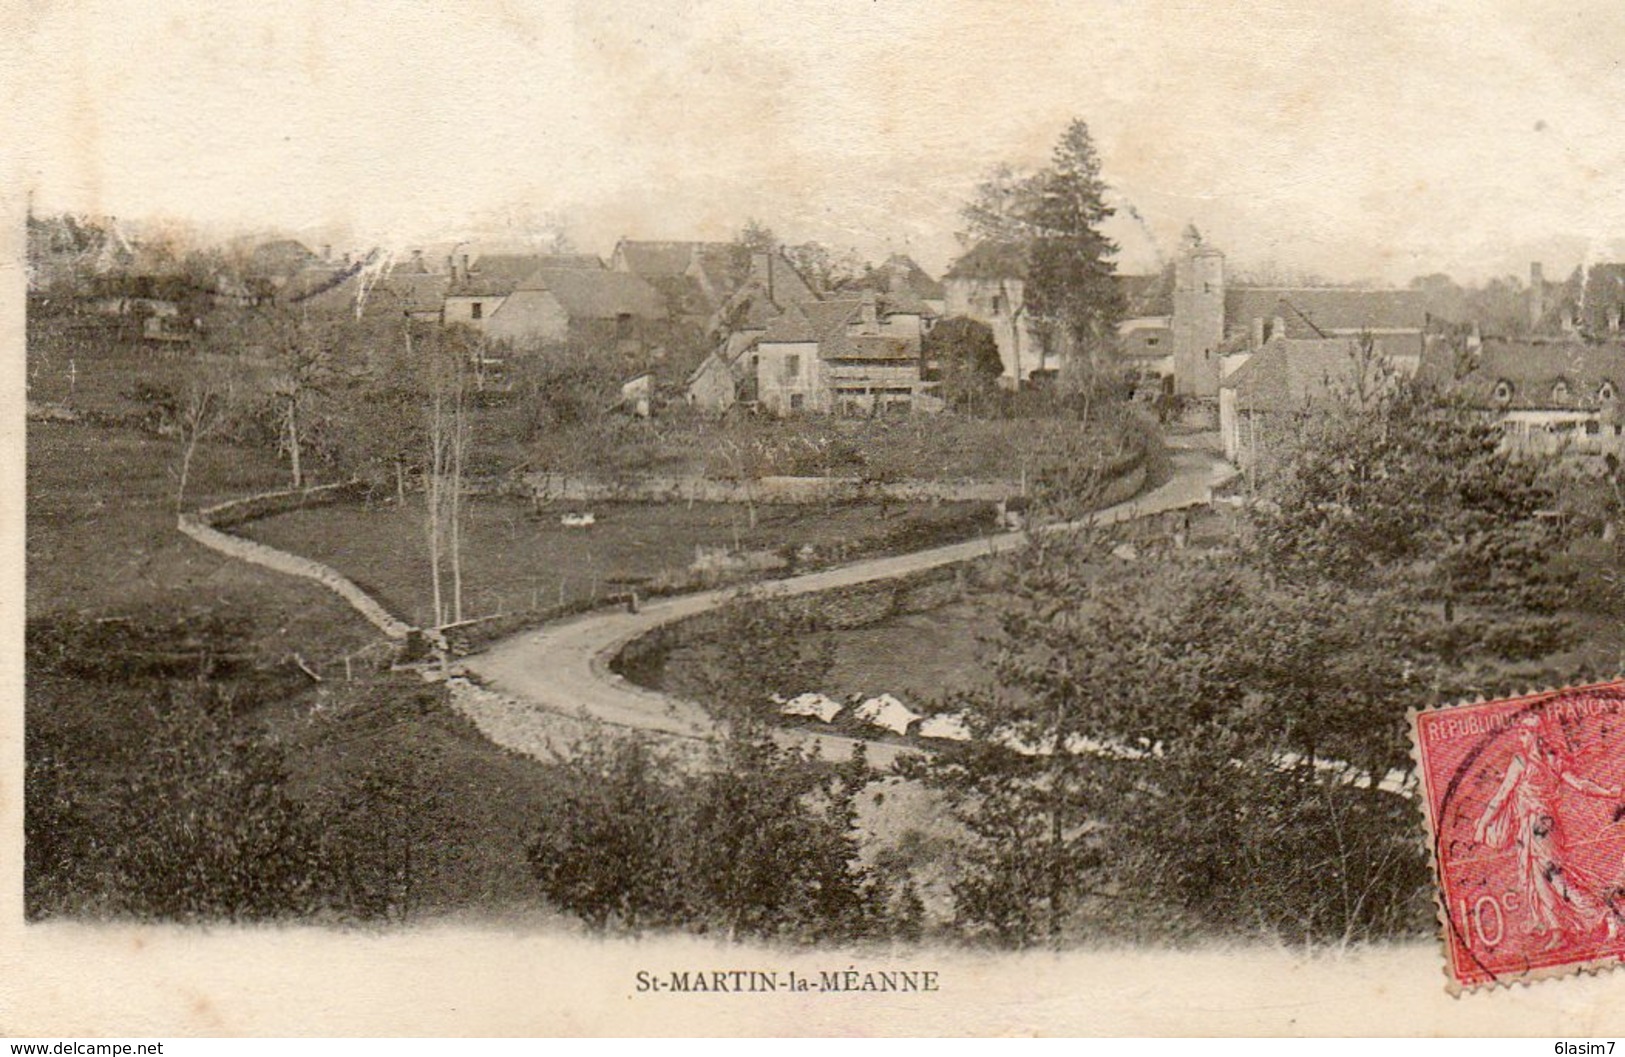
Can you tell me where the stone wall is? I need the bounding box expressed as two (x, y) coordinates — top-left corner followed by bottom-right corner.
(517, 446), (1145, 507)
(178, 481), (413, 641)
(518, 471), (1017, 505)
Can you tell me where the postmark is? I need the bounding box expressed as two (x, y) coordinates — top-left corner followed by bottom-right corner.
(1411, 679), (1625, 992)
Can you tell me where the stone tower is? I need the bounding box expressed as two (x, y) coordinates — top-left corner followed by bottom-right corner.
(1172, 225), (1226, 398)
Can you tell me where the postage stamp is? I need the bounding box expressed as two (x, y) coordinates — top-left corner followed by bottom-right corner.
(1411, 679), (1625, 992)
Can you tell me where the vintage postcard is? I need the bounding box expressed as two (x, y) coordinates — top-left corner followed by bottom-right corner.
(7, 0), (1625, 1038)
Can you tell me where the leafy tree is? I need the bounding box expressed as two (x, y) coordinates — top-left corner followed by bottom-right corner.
(235, 305), (340, 489)
(679, 734), (880, 941)
(319, 752), (454, 923)
(783, 241), (869, 298)
(1248, 376), (1572, 613)
(737, 218), (778, 255)
(527, 734), (690, 931)
(924, 316), (1003, 411)
(527, 728), (884, 942)
(98, 684), (333, 922)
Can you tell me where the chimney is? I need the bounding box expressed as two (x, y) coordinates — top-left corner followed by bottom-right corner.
(1251, 317), (1265, 348)
(860, 289), (879, 331)
(446, 255), (456, 279)
(1530, 262), (1546, 330)
(1271, 315), (1286, 343)
(461, 254), (471, 281)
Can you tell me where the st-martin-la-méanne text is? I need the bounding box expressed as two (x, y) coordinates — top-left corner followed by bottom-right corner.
(634, 969), (941, 994)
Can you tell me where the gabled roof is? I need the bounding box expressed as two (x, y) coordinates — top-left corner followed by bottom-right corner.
(1117, 271), (1174, 317)
(613, 239), (733, 278)
(758, 297), (922, 362)
(373, 272), (448, 315)
(757, 301), (828, 343)
(477, 253), (602, 278)
(514, 268), (666, 320)
(1221, 336), (1375, 412)
(1225, 286), (1426, 337)
(449, 253), (604, 297)
(943, 241), (1027, 281)
(877, 254), (947, 301)
(1457, 340), (1625, 411)
(281, 260), (369, 312)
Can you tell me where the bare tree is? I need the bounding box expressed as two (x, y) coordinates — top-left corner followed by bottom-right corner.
(259, 307), (335, 489)
(419, 325), (475, 627)
(173, 371), (232, 511)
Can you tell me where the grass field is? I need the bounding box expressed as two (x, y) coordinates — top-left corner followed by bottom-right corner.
(239, 494), (994, 629)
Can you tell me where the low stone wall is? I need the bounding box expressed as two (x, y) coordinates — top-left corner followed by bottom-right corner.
(179, 480), (414, 641)
(518, 471), (1017, 505)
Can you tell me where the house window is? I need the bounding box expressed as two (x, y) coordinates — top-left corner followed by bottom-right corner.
(1493, 379), (1514, 404)
(784, 354), (800, 379)
(470, 302), (483, 320)
(1585, 420), (1602, 436)
(1600, 380), (1618, 403)
(1145, 336), (1160, 347)
(992, 295), (1006, 315)
(790, 393), (804, 411)
(1552, 380), (1571, 402)
(616, 313), (633, 340)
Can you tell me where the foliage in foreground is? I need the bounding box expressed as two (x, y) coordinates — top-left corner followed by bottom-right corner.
(25, 614), (457, 923)
(527, 730), (891, 943)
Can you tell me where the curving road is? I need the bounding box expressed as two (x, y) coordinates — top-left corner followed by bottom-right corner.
(461, 449), (1238, 765)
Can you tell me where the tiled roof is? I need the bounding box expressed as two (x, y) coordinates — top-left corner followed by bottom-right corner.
(477, 253), (602, 278)
(943, 241), (1027, 281)
(373, 272), (448, 314)
(878, 254), (947, 301)
(448, 253), (604, 297)
(1457, 340), (1625, 411)
(614, 240), (731, 278)
(758, 298), (921, 362)
(1225, 286), (1426, 337)
(757, 302), (830, 343)
(1221, 336), (1372, 412)
(825, 334), (917, 361)
(515, 268), (666, 320)
(281, 261), (368, 312)
(1118, 271), (1173, 317)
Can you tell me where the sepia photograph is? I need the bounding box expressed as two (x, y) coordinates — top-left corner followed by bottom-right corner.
(7, 0), (1625, 1037)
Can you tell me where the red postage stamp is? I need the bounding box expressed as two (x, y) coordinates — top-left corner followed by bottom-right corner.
(1411, 679), (1625, 991)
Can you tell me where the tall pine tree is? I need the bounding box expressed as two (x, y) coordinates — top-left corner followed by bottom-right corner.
(1026, 120), (1124, 366)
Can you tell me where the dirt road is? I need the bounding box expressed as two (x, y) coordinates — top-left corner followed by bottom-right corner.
(460, 449), (1237, 765)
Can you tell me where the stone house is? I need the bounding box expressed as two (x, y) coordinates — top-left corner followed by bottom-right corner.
(942, 242), (1048, 383)
(754, 292), (933, 415)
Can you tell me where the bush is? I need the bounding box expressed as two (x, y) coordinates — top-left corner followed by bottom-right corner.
(527, 731), (888, 942)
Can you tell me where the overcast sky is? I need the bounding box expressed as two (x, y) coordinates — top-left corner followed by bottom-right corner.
(13, 0), (1625, 284)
